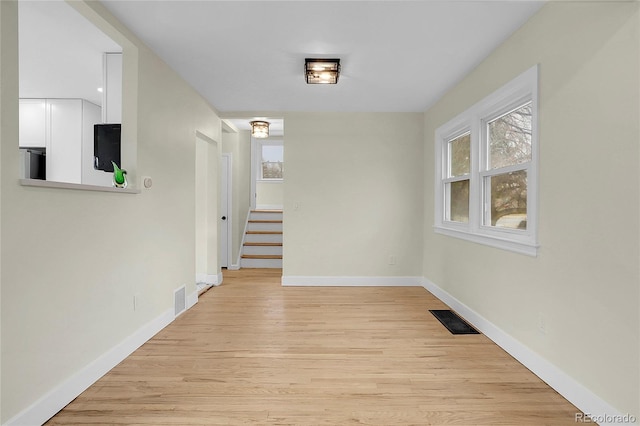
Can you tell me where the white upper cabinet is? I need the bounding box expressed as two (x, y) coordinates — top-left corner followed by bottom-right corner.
(47, 99), (83, 184)
(103, 53), (122, 124)
(20, 98), (103, 185)
(19, 99), (47, 148)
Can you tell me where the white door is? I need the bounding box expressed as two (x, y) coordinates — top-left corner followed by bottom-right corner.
(220, 154), (231, 268)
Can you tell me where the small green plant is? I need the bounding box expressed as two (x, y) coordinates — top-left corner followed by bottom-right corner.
(111, 161), (128, 189)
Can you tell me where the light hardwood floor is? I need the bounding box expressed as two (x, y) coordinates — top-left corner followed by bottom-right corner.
(47, 269), (580, 425)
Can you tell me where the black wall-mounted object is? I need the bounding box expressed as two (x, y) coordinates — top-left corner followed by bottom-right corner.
(94, 124), (121, 172)
(24, 148), (46, 180)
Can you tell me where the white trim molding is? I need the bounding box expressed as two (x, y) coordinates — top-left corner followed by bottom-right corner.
(282, 276), (424, 287)
(433, 225), (539, 256)
(187, 290), (198, 310)
(5, 308), (175, 426)
(256, 180), (284, 184)
(434, 65), (539, 257)
(235, 209), (252, 267)
(20, 178), (140, 194)
(195, 272), (223, 286)
(421, 277), (633, 425)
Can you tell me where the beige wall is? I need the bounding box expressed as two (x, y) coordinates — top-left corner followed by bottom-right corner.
(0, 1), (11, 418)
(222, 129), (251, 266)
(423, 1), (639, 417)
(0, 1), (221, 421)
(283, 112), (424, 277)
(256, 181), (283, 209)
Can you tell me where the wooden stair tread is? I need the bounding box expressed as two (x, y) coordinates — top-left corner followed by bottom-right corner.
(246, 231), (283, 234)
(244, 242), (283, 247)
(241, 254), (283, 259)
(251, 209), (283, 213)
(249, 220), (283, 223)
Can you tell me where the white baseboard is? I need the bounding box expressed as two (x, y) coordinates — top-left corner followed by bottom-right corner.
(227, 264), (240, 271)
(187, 290), (198, 310)
(196, 272), (223, 286)
(421, 277), (634, 426)
(212, 272), (223, 286)
(5, 307), (175, 426)
(282, 275), (423, 287)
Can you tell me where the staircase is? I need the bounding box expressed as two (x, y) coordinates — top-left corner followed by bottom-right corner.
(241, 210), (283, 268)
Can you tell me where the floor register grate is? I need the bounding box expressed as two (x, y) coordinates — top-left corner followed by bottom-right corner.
(429, 309), (480, 335)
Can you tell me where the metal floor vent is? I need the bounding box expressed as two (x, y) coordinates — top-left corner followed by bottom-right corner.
(174, 285), (186, 317)
(429, 309), (480, 335)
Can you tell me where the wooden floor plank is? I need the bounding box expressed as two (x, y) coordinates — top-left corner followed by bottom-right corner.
(46, 269), (580, 425)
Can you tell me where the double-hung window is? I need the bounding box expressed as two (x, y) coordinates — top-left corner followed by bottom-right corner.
(435, 65), (539, 256)
(259, 141), (284, 180)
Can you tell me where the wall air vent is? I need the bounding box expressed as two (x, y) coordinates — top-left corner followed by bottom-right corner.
(174, 285), (186, 317)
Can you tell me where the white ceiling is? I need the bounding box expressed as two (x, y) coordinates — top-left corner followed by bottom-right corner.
(18, 1), (545, 133)
(99, 0), (544, 114)
(19, 1), (122, 106)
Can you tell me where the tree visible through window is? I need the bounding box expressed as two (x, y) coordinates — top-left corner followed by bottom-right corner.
(447, 133), (470, 223)
(261, 144), (283, 180)
(434, 65), (538, 256)
(485, 102), (532, 229)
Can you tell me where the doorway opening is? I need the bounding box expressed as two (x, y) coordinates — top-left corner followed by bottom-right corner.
(195, 131), (220, 293)
(220, 117), (284, 270)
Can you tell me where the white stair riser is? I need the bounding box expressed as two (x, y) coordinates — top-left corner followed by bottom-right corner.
(242, 211), (283, 269)
(244, 233), (283, 244)
(241, 258), (283, 268)
(247, 222), (282, 232)
(250, 212), (283, 221)
(243, 245), (283, 256)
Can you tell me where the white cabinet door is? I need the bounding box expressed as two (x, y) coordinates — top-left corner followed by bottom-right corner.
(19, 99), (47, 148)
(103, 53), (122, 123)
(81, 101), (111, 186)
(47, 99), (82, 184)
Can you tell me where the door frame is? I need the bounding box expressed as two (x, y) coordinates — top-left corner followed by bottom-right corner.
(195, 131), (220, 285)
(250, 136), (257, 210)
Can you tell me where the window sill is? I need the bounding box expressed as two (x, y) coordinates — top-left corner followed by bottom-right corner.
(434, 225), (539, 257)
(20, 179), (140, 194)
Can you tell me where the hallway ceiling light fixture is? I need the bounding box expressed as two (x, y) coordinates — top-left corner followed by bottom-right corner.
(250, 120), (270, 138)
(305, 58), (340, 84)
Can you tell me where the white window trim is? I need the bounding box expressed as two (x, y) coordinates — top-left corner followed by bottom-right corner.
(257, 139), (283, 182)
(434, 65), (539, 256)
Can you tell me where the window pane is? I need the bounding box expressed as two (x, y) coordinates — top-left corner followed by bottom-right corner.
(262, 162), (283, 179)
(449, 133), (470, 177)
(488, 103), (531, 169)
(262, 145), (283, 179)
(447, 179), (469, 223)
(486, 170), (527, 229)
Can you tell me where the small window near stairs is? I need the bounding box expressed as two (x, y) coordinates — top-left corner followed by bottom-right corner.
(260, 142), (283, 180)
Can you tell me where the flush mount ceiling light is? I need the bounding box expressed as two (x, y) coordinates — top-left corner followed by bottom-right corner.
(250, 120), (270, 138)
(305, 58), (341, 84)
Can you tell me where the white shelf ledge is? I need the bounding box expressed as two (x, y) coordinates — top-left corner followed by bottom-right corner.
(20, 179), (140, 194)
